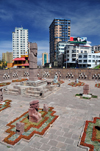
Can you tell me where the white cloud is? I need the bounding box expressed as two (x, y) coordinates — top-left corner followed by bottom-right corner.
(0, 9), (13, 20)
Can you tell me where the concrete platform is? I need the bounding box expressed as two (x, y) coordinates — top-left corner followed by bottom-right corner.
(0, 79), (100, 150)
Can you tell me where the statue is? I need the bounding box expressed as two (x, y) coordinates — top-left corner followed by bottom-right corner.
(28, 100), (42, 123)
(76, 79), (78, 83)
(57, 74), (60, 82)
(29, 43), (38, 81)
(53, 75), (58, 83)
(16, 122), (24, 135)
(0, 88), (3, 102)
(43, 104), (49, 112)
(29, 43), (37, 69)
(83, 84), (89, 94)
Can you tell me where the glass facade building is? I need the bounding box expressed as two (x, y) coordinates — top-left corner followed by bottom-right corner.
(49, 18), (71, 63)
(42, 53), (48, 66)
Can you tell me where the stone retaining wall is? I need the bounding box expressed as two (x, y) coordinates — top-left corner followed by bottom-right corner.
(0, 68), (100, 81)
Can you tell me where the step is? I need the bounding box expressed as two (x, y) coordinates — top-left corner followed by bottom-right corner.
(5, 91), (19, 95)
(43, 91), (52, 97)
(25, 93), (40, 97)
(8, 89), (20, 92)
(27, 90), (41, 94)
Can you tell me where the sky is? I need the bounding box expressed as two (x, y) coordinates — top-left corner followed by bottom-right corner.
(0, 0), (100, 65)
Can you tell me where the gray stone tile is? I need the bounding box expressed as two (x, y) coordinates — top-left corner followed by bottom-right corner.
(72, 134), (80, 140)
(47, 139), (58, 147)
(40, 138), (49, 144)
(21, 146), (34, 151)
(73, 140), (79, 146)
(49, 147), (60, 151)
(48, 133), (58, 139)
(62, 128), (70, 133)
(55, 130), (64, 136)
(66, 144), (77, 151)
(48, 128), (57, 134)
(64, 132), (72, 138)
(40, 144), (51, 151)
(56, 142), (67, 149)
(14, 142), (24, 151)
(76, 147), (86, 151)
(65, 138), (74, 144)
(56, 136), (66, 142)
(30, 141), (42, 149)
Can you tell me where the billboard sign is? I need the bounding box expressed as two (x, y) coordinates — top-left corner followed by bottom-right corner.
(70, 37), (87, 44)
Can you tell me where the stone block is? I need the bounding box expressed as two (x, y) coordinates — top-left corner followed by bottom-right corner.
(0, 88), (3, 102)
(30, 100), (39, 109)
(29, 69), (38, 81)
(82, 94), (91, 98)
(83, 84), (89, 94)
(16, 122), (24, 135)
(29, 62), (37, 69)
(28, 108), (42, 123)
(43, 104), (49, 112)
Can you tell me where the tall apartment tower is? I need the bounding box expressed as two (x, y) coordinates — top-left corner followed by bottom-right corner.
(12, 27), (28, 59)
(42, 52), (48, 66)
(49, 18), (71, 63)
(2, 52), (13, 63)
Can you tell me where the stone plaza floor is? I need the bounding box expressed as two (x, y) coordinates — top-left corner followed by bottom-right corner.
(0, 79), (100, 151)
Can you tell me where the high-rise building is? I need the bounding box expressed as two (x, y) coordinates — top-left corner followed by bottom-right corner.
(12, 27), (28, 59)
(49, 18), (71, 63)
(42, 52), (48, 66)
(2, 52), (13, 63)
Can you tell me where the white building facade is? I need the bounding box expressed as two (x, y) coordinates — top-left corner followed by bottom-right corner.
(56, 42), (68, 60)
(78, 53), (100, 68)
(12, 27), (28, 59)
(64, 44), (92, 68)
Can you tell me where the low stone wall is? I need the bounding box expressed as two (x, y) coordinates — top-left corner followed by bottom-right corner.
(0, 69), (29, 81)
(38, 68), (100, 80)
(0, 68), (100, 81)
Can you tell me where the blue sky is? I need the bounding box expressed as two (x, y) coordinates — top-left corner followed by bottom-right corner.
(0, 0), (100, 64)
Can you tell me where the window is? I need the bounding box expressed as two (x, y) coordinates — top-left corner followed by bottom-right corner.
(96, 56), (99, 58)
(93, 55), (95, 58)
(77, 50), (79, 53)
(88, 60), (91, 62)
(84, 55), (87, 58)
(79, 55), (82, 58)
(84, 60), (87, 62)
(84, 51), (87, 53)
(72, 54), (76, 57)
(79, 60), (82, 63)
(92, 60), (95, 62)
(81, 50), (83, 53)
(72, 50), (76, 53)
(67, 50), (69, 53)
(89, 55), (91, 58)
(72, 58), (76, 61)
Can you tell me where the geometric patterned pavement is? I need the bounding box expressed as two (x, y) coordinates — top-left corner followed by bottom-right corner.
(79, 117), (100, 151)
(0, 100), (12, 112)
(3, 107), (58, 146)
(0, 79), (100, 150)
